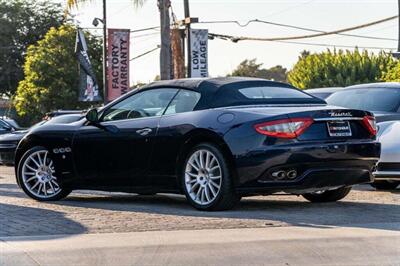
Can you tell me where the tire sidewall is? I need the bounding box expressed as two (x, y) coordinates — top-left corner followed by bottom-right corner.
(302, 186), (352, 203)
(181, 143), (232, 211)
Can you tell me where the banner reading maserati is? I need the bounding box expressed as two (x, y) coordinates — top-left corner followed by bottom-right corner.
(190, 29), (208, 78)
(75, 29), (102, 102)
(107, 28), (130, 102)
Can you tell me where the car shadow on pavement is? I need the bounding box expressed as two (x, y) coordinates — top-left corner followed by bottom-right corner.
(0, 203), (87, 239)
(54, 191), (400, 232)
(0, 183), (28, 199)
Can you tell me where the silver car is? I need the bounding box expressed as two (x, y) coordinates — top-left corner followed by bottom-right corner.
(326, 82), (400, 190)
(372, 121), (400, 189)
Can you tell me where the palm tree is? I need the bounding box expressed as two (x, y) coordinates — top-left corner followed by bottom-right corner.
(67, 0), (172, 80)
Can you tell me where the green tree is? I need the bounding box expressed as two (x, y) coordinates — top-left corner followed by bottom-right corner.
(229, 59), (288, 82)
(384, 60), (400, 82)
(13, 25), (102, 123)
(0, 0), (64, 96)
(288, 49), (395, 89)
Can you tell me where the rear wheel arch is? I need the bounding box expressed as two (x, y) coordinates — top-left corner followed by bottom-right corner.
(175, 129), (238, 189)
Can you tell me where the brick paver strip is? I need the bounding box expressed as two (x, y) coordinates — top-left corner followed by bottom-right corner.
(0, 166), (399, 237)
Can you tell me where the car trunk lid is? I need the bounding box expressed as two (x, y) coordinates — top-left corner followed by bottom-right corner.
(227, 105), (376, 140)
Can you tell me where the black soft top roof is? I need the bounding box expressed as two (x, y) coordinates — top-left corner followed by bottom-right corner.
(142, 77), (325, 109)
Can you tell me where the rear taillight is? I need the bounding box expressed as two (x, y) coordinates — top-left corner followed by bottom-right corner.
(362, 115), (377, 136)
(254, 118), (313, 139)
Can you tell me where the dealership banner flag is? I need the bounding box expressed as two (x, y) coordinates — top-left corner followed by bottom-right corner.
(75, 29), (102, 102)
(190, 29), (208, 78)
(107, 29), (130, 102)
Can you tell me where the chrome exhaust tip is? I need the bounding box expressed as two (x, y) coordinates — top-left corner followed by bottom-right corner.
(287, 170), (297, 179)
(272, 170), (287, 180)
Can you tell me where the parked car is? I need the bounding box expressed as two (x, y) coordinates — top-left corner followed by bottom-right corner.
(326, 82), (400, 190)
(1, 117), (21, 130)
(371, 121), (400, 190)
(0, 118), (20, 135)
(14, 77), (380, 211)
(0, 114), (83, 166)
(43, 110), (84, 120)
(305, 87), (344, 99)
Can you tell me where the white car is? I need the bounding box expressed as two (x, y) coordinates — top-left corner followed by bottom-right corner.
(372, 121), (400, 190)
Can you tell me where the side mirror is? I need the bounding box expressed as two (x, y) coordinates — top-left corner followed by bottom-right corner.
(86, 108), (99, 124)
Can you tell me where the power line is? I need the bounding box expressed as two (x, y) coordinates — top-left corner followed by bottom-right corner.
(275, 40), (396, 50)
(82, 25), (160, 33)
(199, 17), (398, 41)
(207, 15), (398, 42)
(210, 33), (396, 50)
(130, 26), (159, 33)
(130, 32), (160, 39)
(130, 45), (160, 61)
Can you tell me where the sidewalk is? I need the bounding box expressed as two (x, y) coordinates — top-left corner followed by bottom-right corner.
(2, 225), (400, 265)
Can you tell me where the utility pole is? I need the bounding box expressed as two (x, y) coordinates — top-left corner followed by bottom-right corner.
(184, 0), (191, 77)
(158, 0), (172, 80)
(397, 0), (400, 54)
(102, 0), (108, 103)
(394, 0), (400, 58)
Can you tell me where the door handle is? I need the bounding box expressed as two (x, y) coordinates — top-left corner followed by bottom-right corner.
(136, 128), (152, 136)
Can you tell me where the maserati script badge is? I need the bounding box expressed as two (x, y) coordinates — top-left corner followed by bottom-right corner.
(328, 111), (352, 117)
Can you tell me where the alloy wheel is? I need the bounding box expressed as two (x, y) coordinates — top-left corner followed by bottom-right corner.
(21, 150), (61, 199)
(185, 149), (222, 205)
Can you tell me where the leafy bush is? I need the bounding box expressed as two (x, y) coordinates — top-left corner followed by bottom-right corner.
(288, 49), (395, 89)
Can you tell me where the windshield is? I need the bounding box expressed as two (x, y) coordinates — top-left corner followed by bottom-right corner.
(326, 88), (400, 112)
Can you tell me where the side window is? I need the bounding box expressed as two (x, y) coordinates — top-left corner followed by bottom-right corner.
(0, 120), (9, 131)
(102, 88), (178, 122)
(164, 90), (201, 115)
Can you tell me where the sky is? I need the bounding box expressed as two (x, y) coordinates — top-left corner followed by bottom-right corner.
(59, 0), (398, 85)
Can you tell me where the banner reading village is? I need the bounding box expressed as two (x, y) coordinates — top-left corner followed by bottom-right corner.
(75, 29), (102, 102)
(107, 29), (130, 102)
(190, 29), (208, 78)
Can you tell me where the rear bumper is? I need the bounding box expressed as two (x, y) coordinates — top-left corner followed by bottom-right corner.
(237, 167), (373, 194)
(373, 171), (400, 181)
(373, 163), (400, 181)
(234, 140), (380, 194)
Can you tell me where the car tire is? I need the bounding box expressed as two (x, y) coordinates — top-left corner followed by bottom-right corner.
(370, 181), (399, 190)
(182, 143), (240, 211)
(17, 146), (71, 201)
(302, 186), (352, 203)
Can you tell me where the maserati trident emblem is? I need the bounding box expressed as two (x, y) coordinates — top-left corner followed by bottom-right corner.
(328, 111), (352, 117)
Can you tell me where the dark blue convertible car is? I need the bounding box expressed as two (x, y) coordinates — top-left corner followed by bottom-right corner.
(15, 77), (380, 210)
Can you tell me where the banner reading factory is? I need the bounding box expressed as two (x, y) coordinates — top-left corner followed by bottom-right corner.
(107, 29), (130, 102)
(190, 29), (208, 78)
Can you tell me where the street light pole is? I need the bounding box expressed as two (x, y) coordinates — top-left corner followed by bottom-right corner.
(102, 0), (108, 104)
